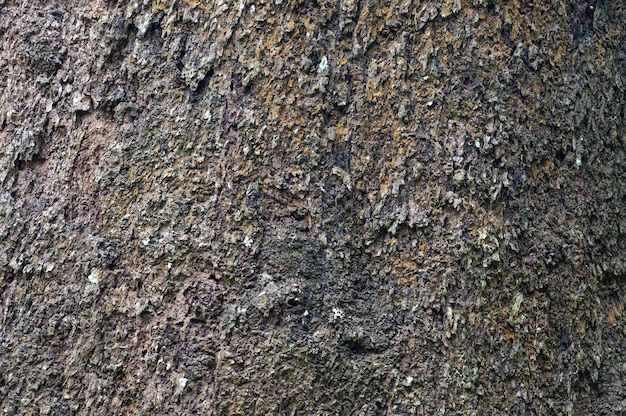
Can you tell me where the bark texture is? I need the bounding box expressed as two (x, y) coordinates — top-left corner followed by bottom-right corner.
(1, 0), (626, 414)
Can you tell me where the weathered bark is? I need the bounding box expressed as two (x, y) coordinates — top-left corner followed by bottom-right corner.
(1, 0), (625, 414)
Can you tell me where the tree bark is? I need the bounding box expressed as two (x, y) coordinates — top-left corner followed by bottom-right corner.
(1, 0), (625, 414)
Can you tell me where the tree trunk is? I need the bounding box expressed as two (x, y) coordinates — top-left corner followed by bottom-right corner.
(1, 0), (625, 414)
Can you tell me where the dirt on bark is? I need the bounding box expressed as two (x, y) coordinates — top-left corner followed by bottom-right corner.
(1, 0), (625, 414)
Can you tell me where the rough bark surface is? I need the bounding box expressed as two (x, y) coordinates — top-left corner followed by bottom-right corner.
(1, 0), (625, 414)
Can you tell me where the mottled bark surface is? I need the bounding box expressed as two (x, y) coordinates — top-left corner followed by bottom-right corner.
(1, 0), (625, 414)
